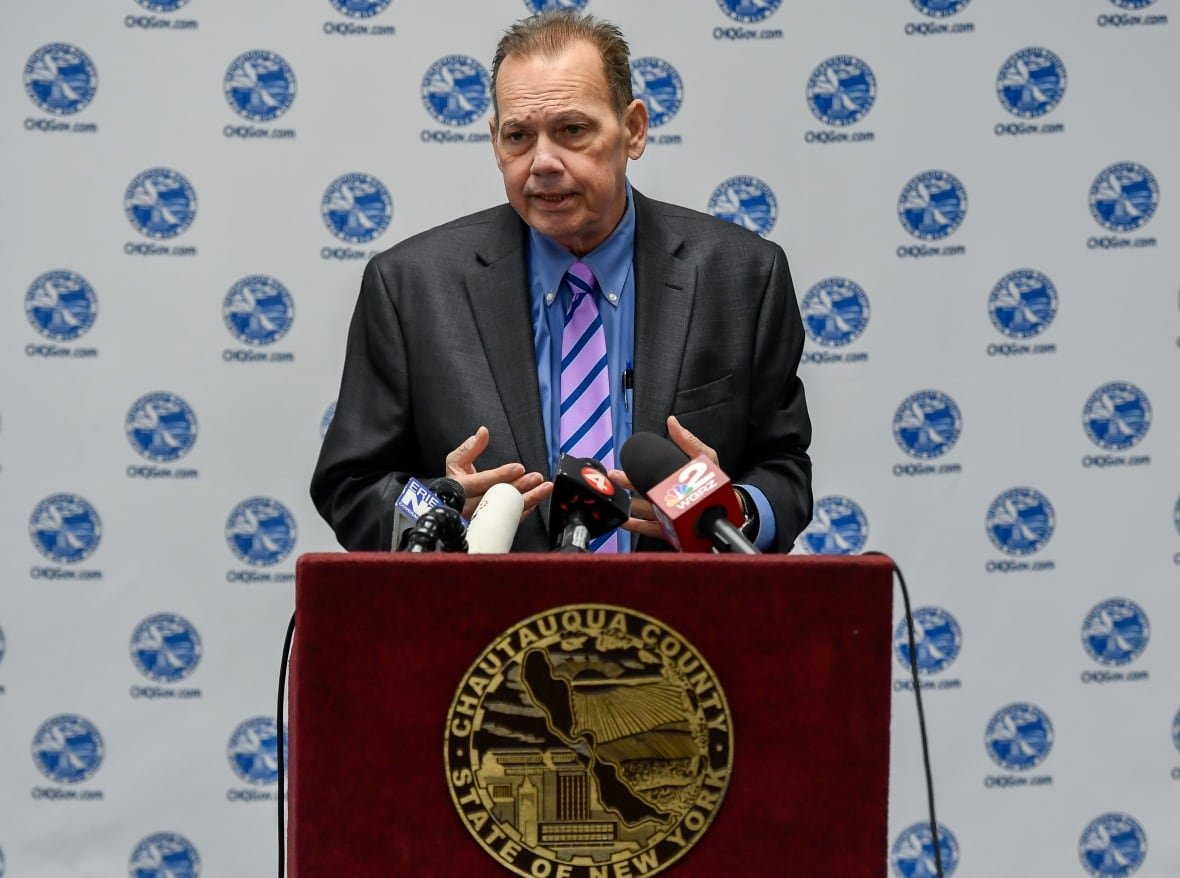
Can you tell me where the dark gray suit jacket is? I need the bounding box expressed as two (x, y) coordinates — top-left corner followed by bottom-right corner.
(311, 189), (812, 552)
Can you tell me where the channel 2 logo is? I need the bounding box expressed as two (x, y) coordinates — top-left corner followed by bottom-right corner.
(985, 703), (1053, 771)
(1082, 598), (1150, 666)
(1082, 382), (1151, 451)
(717, 0), (782, 22)
(1079, 813), (1147, 878)
(988, 270), (1057, 339)
(996, 48), (1066, 118)
(126, 392), (198, 462)
(1089, 162), (1159, 233)
(225, 497), (297, 566)
(29, 494), (101, 564)
(421, 56), (490, 126)
(801, 495), (868, 555)
(890, 822), (959, 878)
(32, 714), (104, 784)
(894, 607), (961, 675)
(125, 168), (197, 239)
(321, 173), (392, 244)
(806, 56), (876, 126)
(227, 716), (284, 785)
(706, 176), (777, 236)
(893, 390), (962, 459)
(524, 0), (590, 11)
(898, 171), (967, 240)
(223, 275), (294, 346)
(331, 0), (391, 16)
(25, 270), (98, 342)
(631, 57), (683, 128)
(130, 613), (202, 684)
(24, 43), (97, 116)
(802, 277), (870, 347)
(129, 832), (201, 878)
(986, 488), (1055, 556)
(136, 0), (191, 10)
(224, 51), (296, 122)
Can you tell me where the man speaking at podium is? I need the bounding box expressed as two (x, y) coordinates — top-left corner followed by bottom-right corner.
(311, 11), (812, 553)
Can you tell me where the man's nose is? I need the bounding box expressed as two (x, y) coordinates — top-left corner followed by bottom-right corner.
(530, 136), (563, 175)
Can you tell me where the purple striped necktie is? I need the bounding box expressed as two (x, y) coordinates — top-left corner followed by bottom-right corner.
(559, 261), (619, 553)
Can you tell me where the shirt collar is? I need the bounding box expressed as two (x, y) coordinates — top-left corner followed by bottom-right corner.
(529, 181), (636, 309)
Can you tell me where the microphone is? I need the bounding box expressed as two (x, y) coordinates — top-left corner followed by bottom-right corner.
(619, 432), (759, 555)
(547, 454), (630, 553)
(394, 477), (466, 551)
(404, 504), (467, 552)
(466, 483), (524, 554)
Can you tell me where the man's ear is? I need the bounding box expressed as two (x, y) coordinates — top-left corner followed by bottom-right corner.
(624, 99), (649, 160)
(489, 118), (502, 170)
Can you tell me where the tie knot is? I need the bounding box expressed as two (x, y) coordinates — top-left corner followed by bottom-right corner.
(566, 261), (597, 297)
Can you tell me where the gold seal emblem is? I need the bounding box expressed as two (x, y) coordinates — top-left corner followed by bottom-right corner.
(445, 604), (732, 877)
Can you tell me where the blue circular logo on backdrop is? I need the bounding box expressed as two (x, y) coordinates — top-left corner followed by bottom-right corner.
(801, 496), (868, 555)
(893, 390), (962, 460)
(421, 55), (491, 126)
(125, 168), (197, 240)
(706, 176), (777, 236)
(32, 714), (104, 784)
(986, 487), (1055, 556)
(898, 171), (967, 240)
(137, 0), (191, 10)
(806, 56), (876, 127)
(24, 43), (98, 116)
(0, 623), (6, 667)
(802, 277), (870, 347)
(1109, 0), (1156, 8)
(523, 0), (589, 10)
(1082, 599), (1150, 667)
(30, 494), (102, 564)
(129, 832), (201, 878)
(224, 51), (297, 123)
(223, 275), (294, 346)
(717, 0), (782, 22)
(0, 844), (5, 877)
(25, 270), (98, 342)
(1174, 495), (1180, 536)
(988, 269), (1057, 339)
(911, 0), (971, 16)
(321, 173), (392, 244)
(226, 498), (297, 567)
(985, 703), (1054, 771)
(1082, 382), (1151, 451)
(1089, 163), (1160, 233)
(1079, 813), (1147, 877)
(631, 57), (683, 128)
(130, 613), (202, 684)
(320, 401), (336, 438)
(890, 822), (959, 878)
(331, 0), (391, 16)
(895, 607), (962, 675)
(1172, 707), (1180, 754)
(126, 392), (198, 462)
(996, 48), (1067, 118)
(227, 716), (284, 785)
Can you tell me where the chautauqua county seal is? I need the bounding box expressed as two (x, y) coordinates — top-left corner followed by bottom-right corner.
(445, 605), (733, 877)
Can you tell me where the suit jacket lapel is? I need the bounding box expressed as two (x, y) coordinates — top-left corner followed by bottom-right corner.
(467, 209), (549, 480)
(632, 191), (696, 437)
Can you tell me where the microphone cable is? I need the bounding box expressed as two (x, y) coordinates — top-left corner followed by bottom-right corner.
(865, 551), (944, 878)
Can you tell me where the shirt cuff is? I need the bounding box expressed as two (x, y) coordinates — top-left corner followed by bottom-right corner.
(736, 483), (777, 552)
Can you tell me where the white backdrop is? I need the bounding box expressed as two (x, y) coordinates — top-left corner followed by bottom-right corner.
(1, 1), (1177, 876)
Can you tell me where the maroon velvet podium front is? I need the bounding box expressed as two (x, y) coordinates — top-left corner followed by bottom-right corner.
(290, 553), (893, 877)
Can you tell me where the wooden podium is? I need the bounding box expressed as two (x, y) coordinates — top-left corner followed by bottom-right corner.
(289, 553), (893, 877)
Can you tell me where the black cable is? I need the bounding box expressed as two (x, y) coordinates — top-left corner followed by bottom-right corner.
(276, 610), (296, 878)
(865, 551), (944, 878)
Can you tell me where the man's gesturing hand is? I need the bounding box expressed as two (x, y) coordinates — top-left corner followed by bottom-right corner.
(445, 426), (552, 519)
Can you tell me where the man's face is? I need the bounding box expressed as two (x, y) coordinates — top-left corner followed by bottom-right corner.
(491, 40), (648, 256)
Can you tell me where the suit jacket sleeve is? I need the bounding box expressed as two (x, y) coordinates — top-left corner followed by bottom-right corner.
(310, 257), (422, 551)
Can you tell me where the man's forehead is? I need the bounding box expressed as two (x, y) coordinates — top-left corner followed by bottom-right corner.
(494, 41), (610, 109)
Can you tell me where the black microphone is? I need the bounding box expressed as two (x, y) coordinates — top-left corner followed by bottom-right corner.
(402, 478), (467, 552)
(391, 477), (466, 551)
(619, 432), (759, 555)
(547, 454), (630, 552)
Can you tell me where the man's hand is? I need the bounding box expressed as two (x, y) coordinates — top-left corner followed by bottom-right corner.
(445, 426), (552, 518)
(609, 415), (721, 541)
